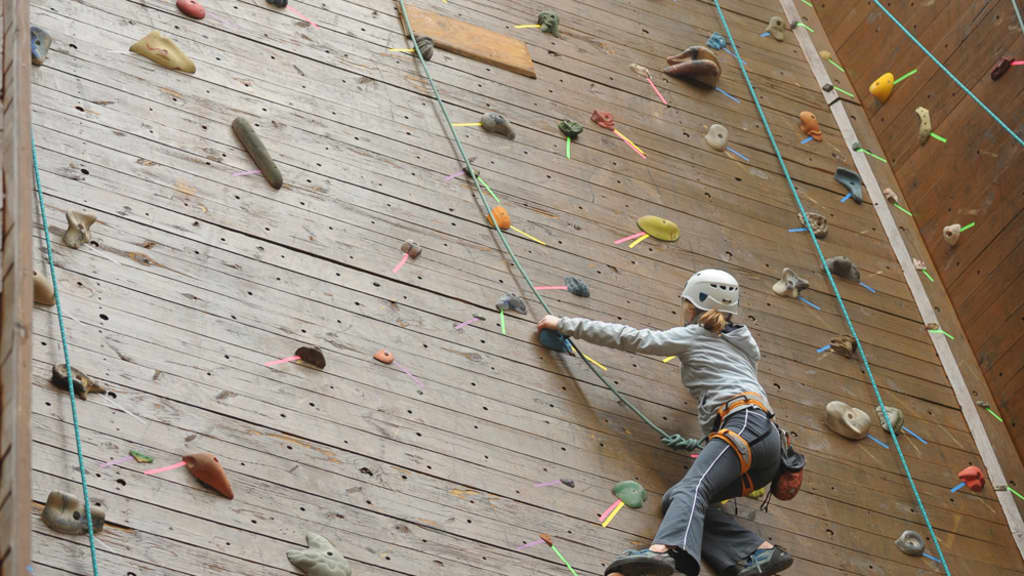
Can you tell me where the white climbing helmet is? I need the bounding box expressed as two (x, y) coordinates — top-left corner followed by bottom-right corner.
(681, 269), (740, 315)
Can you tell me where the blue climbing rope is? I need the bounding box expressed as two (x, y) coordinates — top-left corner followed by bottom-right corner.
(870, 0), (1023, 148)
(709, 3), (953, 575)
(31, 130), (101, 576)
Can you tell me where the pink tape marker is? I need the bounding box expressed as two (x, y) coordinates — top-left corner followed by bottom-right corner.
(392, 253), (410, 274)
(100, 455), (133, 469)
(265, 355), (300, 367)
(646, 76), (668, 105)
(393, 361), (424, 389)
(454, 317), (481, 330)
(516, 539), (544, 551)
(1013, 60), (1024, 66)
(143, 460), (186, 475)
(444, 169), (464, 181)
(598, 499), (622, 522)
(614, 231), (645, 245)
(233, 169), (261, 176)
(286, 4), (319, 28)
(534, 286), (568, 291)
(534, 480), (561, 487)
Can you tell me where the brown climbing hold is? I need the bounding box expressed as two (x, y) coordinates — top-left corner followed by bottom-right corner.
(772, 268), (808, 298)
(799, 111), (822, 142)
(883, 188), (898, 203)
(826, 256), (860, 282)
(590, 110), (615, 130)
(829, 335), (857, 358)
(958, 465), (985, 492)
(62, 211), (97, 249)
(177, 0), (206, 19)
(663, 46), (720, 88)
(942, 224), (961, 246)
(51, 364), (105, 399)
(184, 452), (234, 499)
(481, 112), (515, 140)
(825, 400), (870, 440)
(129, 31), (196, 74)
(539, 534), (553, 547)
(232, 118), (284, 190)
(34, 270), (55, 307)
(805, 212), (828, 239)
(373, 349), (394, 364)
(41, 490), (105, 535)
(486, 206), (511, 230)
(869, 73), (894, 103)
(991, 57), (1013, 81)
(704, 124), (728, 151)
(765, 16), (786, 41)
(295, 346), (326, 369)
(915, 107), (931, 145)
(401, 240), (422, 259)
(416, 36), (434, 61)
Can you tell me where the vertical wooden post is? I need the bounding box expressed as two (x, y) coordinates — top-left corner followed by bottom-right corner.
(0, 0), (34, 574)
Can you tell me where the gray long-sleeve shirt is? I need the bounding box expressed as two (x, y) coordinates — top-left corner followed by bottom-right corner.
(557, 318), (772, 435)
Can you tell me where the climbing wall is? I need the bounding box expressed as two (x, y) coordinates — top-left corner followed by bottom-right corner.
(24, 0), (1024, 575)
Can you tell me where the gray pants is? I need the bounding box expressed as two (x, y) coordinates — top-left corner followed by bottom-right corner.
(654, 408), (781, 575)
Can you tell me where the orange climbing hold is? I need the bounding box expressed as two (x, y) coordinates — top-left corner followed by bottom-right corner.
(799, 111), (822, 141)
(373, 349), (394, 364)
(958, 465), (985, 492)
(184, 453), (234, 499)
(487, 206), (512, 230)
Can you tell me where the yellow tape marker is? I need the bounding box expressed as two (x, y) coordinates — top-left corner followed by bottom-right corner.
(514, 24), (542, 28)
(388, 48), (415, 52)
(510, 226), (547, 246)
(582, 353), (608, 371)
(601, 500), (625, 527)
(628, 233), (649, 248)
(451, 122), (483, 127)
(662, 356), (677, 363)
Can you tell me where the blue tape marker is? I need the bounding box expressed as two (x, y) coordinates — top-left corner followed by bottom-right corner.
(725, 146), (749, 162)
(798, 296), (821, 311)
(760, 31), (770, 37)
(816, 344), (830, 353)
(859, 281), (877, 293)
(788, 227), (806, 232)
(904, 427), (928, 444)
(800, 136), (813, 144)
(923, 553), (940, 563)
(950, 481), (965, 493)
(840, 192), (852, 203)
(716, 87), (741, 104)
(866, 433), (889, 449)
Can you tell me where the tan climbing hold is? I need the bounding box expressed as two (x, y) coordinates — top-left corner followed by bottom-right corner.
(401, 240), (422, 259)
(883, 187), (898, 203)
(704, 124), (728, 151)
(62, 211), (97, 249)
(295, 346), (326, 369)
(487, 206), (511, 230)
(636, 215), (679, 242)
(869, 73), (894, 103)
(829, 335), (857, 358)
(818, 50), (832, 59)
(34, 270), (55, 307)
(805, 212), (828, 239)
(943, 224), (961, 246)
(130, 31), (196, 73)
(876, 405), (904, 435)
(799, 111), (822, 141)
(42, 490), (105, 535)
(373, 349), (394, 364)
(663, 46), (720, 88)
(51, 364), (105, 399)
(629, 63), (651, 77)
(765, 16), (786, 41)
(825, 400), (870, 440)
(184, 452), (234, 499)
(913, 258), (926, 270)
(772, 268), (808, 298)
(913, 106), (932, 145)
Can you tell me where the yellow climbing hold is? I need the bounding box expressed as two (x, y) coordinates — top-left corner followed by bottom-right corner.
(637, 215), (679, 242)
(869, 72), (894, 103)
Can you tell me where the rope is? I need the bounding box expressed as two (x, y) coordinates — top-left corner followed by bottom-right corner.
(1014, 0), (1024, 39)
(31, 130), (101, 576)
(709, 3), (952, 575)
(394, 0), (678, 442)
(870, 0), (1023, 148)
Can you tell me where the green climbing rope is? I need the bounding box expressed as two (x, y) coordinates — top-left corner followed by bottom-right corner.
(394, 0), (690, 446)
(31, 130), (101, 576)
(708, 3), (951, 575)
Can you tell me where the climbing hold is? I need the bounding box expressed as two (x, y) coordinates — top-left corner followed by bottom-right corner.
(401, 240), (422, 259)
(913, 258), (927, 270)
(799, 111), (822, 142)
(590, 110), (615, 130)
(883, 187), (898, 203)
(958, 465), (985, 492)
(34, 270), (55, 307)
(824, 400), (870, 440)
(829, 335), (857, 358)
(481, 112), (515, 140)
(664, 46), (720, 88)
(62, 211), (97, 249)
(818, 50), (832, 59)
(41, 491), (105, 535)
(539, 533), (554, 546)
(834, 167), (863, 204)
(30, 26), (52, 66)
(373, 349), (394, 364)
(805, 212), (828, 239)
(894, 530), (925, 556)
(704, 124), (728, 152)
(52, 364), (105, 399)
(295, 346), (326, 369)
(537, 11), (559, 36)
(869, 72), (895, 103)
(765, 16), (786, 41)
(130, 450), (154, 463)
(416, 36), (434, 61)
(266, 0), (288, 6)
(876, 405), (904, 435)
(771, 268), (808, 298)
(184, 452), (234, 499)
(630, 63), (652, 78)
(288, 533), (351, 576)
(915, 107), (931, 145)
(496, 293), (526, 314)
(560, 478), (575, 488)
(565, 276), (590, 297)
(826, 256), (860, 282)
(232, 118), (284, 190)
(463, 158), (480, 179)
(539, 329), (572, 353)
(636, 215), (679, 242)
(613, 480), (647, 508)
(558, 120), (583, 140)
(130, 31), (196, 74)
(706, 32), (727, 50)
(176, 0), (206, 19)
(942, 224), (961, 246)
(486, 206), (512, 230)
(746, 486), (767, 499)
(991, 57), (1013, 81)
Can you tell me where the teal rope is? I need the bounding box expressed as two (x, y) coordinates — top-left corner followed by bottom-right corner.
(709, 4), (952, 575)
(870, 0), (1023, 148)
(31, 130), (101, 576)
(395, 0), (673, 440)
(1014, 0), (1024, 39)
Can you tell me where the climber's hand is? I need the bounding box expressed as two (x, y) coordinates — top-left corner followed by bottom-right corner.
(661, 434), (702, 451)
(537, 315), (561, 332)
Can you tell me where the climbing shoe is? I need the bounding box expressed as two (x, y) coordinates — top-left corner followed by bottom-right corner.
(604, 549), (675, 576)
(721, 546), (793, 576)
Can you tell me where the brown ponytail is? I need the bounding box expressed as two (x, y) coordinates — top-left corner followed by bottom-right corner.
(698, 309), (728, 334)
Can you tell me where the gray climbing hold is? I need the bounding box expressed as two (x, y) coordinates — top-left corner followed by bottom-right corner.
(826, 256), (860, 282)
(829, 335), (857, 358)
(463, 157), (480, 178)
(62, 211), (97, 249)
(266, 0), (287, 6)
(805, 212), (828, 239)
(705, 124), (728, 151)
(825, 400), (870, 440)
(42, 490), (105, 535)
(613, 480), (647, 508)
(417, 36), (434, 61)
(52, 364), (105, 399)
(943, 223), (961, 246)
(31, 26), (52, 66)
(560, 478), (575, 488)
(287, 533), (351, 576)
(765, 16), (786, 41)
(232, 117), (283, 189)
(481, 112), (515, 140)
(834, 167), (863, 204)
(706, 32), (727, 50)
(894, 530), (924, 556)
(772, 268), (808, 298)
(565, 276), (590, 297)
(537, 11), (559, 36)
(539, 329), (572, 353)
(876, 405), (904, 435)
(496, 293), (526, 314)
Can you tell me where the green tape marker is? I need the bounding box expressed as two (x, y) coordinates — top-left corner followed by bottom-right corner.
(929, 132), (947, 143)
(549, 545), (580, 576)
(796, 22), (815, 32)
(828, 58), (845, 72)
(987, 407), (1005, 423)
(960, 221), (976, 232)
(477, 177), (500, 203)
(921, 269), (934, 283)
(833, 86), (855, 98)
(894, 203), (912, 216)
(859, 148), (888, 163)
(893, 69), (918, 84)
(499, 308), (506, 335)
(566, 137), (571, 159)
(801, 0), (813, 6)
(1007, 485), (1023, 500)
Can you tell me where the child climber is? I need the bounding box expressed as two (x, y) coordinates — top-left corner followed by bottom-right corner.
(536, 269), (793, 576)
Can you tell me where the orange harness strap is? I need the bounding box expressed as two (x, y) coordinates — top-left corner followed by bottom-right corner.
(709, 428), (755, 495)
(715, 393), (769, 424)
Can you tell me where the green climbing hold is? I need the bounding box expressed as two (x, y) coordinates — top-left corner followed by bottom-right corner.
(613, 480), (647, 508)
(232, 117), (284, 190)
(558, 120), (583, 140)
(537, 11), (559, 36)
(637, 215), (679, 242)
(130, 450), (154, 463)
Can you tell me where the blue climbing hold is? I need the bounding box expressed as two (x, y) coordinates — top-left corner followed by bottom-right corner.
(707, 32), (727, 50)
(539, 329), (572, 353)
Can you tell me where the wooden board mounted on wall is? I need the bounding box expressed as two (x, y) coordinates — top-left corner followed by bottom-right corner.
(399, 4), (537, 78)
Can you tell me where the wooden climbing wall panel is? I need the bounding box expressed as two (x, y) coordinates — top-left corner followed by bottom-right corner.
(21, 0), (1024, 575)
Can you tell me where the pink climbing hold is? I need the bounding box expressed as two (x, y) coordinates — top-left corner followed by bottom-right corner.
(177, 0), (206, 19)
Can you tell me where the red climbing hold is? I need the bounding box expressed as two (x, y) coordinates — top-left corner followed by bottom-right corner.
(590, 110), (615, 130)
(184, 453), (234, 499)
(177, 0), (206, 19)
(958, 465), (985, 492)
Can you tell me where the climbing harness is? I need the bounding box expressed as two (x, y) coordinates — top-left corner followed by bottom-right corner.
(710, 394), (774, 497)
(714, 392), (770, 423)
(710, 2), (951, 574)
(31, 130), (101, 576)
